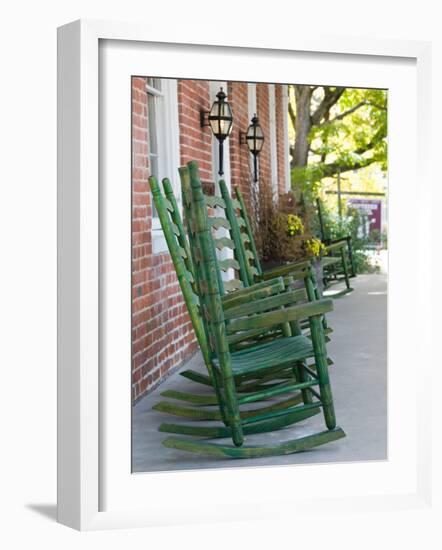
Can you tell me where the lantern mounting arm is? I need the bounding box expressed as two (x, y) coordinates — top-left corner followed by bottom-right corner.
(200, 110), (210, 128)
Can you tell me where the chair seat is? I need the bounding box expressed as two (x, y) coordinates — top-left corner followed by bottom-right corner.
(212, 335), (315, 376)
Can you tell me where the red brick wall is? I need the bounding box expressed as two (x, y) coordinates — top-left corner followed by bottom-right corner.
(275, 84), (288, 196)
(131, 77), (197, 402)
(178, 80), (213, 188)
(228, 82), (254, 213)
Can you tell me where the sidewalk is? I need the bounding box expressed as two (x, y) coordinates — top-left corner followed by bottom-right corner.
(132, 273), (387, 473)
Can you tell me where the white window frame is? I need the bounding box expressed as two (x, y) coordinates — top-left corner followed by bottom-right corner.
(281, 85), (291, 193)
(247, 83), (259, 193)
(248, 82), (257, 119)
(146, 78), (181, 254)
(268, 84), (279, 202)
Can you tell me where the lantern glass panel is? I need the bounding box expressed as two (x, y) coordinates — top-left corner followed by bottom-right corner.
(254, 124), (264, 139)
(246, 135), (254, 149)
(209, 115), (221, 136)
(255, 136), (264, 152)
(220, 101), (231, 118)
(220, 118), (233, 136)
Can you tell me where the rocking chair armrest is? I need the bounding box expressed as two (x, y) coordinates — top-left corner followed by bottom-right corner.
(225, 298), (333, 334)
(259, 260), (311, 280)
(222, 277), (286, 310)
(325, 240), (347, 253)
(224, 287), (308, 320)
(325, 235), (351, 246)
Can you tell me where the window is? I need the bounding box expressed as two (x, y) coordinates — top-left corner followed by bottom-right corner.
(145, 78), (180, 253)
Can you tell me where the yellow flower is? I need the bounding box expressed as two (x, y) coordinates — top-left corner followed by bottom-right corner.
(304, 237), (325, 257)
(286, 214), (304, 236)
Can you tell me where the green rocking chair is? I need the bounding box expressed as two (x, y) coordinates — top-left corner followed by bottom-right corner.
(316, 198), (356, 294)
(150, 161), (345, 458)
(149, 176), (316, 430)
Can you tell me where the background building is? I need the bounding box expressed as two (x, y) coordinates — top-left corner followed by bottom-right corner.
(131, 77), (291, 401)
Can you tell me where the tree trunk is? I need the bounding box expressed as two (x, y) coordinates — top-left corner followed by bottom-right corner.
(291, 86), (312, 171)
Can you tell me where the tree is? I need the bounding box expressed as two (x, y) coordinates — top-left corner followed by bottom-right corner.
(288, 85), (387, 193)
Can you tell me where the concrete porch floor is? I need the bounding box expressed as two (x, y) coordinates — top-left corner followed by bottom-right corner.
(132, 273), (387, 473)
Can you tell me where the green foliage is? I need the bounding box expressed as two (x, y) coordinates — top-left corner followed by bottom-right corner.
(313, 204), (380, 274)
(290, 86), (387, 192)
(310, 87), (387, 171)
(291, 165), (323, 202)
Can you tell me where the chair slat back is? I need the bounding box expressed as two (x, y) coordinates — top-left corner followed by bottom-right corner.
(316, 197), (328, 242)
(233, 185), (263, 282)
(162, 177), (195, 288)
(178, 167), (248, 295)
(186, 161), (235, 378)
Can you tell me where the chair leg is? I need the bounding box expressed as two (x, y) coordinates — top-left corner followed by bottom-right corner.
(223, 374), (244, 446)
(305, 271), (328, 332)
(322, 264), (330, 289)
(340, 247), (351, 290)
(347, 237), (357, 277)
(289, 317), (313, 406)
(293, 362), (313, 405)
(309, 315), (336, 430)
(310, 268), (328, 330)
(289, 320), (306, 392)
(212, 369), (229, 425)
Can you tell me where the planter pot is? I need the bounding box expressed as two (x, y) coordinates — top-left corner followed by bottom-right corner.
(312, 256), (324, 297)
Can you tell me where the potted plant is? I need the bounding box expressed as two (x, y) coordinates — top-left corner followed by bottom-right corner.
(301, 237), (326, 295)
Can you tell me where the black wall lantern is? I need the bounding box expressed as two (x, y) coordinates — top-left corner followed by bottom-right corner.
(200, 87), (233, 175)
(241, 114), (265, 182)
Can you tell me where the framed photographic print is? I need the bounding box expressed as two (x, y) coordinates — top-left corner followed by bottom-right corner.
(57, 19), (432, 530)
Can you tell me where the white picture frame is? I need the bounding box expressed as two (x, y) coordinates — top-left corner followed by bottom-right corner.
(57, 19), (433, 531)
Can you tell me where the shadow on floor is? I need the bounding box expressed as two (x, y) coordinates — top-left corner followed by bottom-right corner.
(25, 504), (57, 522)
